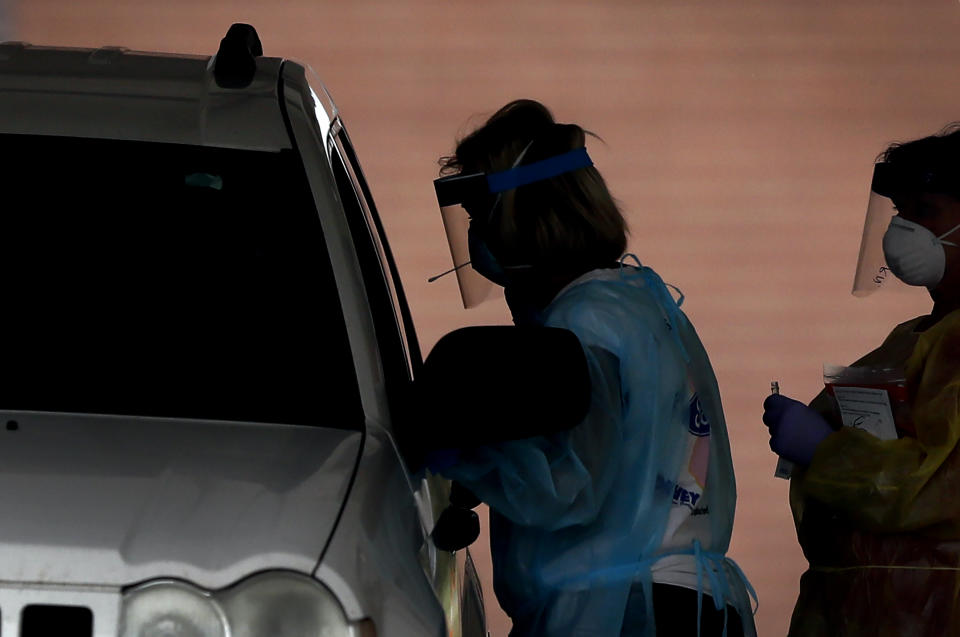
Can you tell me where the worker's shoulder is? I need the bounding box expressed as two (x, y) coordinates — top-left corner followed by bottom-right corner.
(545, 275), (667, 351)
(922, 309), (960, 359)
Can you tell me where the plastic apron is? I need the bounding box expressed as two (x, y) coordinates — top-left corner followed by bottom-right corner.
(439, 259), (756, 636)
(789, 309), (960, 637)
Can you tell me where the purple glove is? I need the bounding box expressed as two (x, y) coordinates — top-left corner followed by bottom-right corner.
(762, 394), (835, 465)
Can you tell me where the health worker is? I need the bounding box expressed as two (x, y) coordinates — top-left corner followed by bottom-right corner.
(431, 99), (757, 637)
(763, 125), (960, 637)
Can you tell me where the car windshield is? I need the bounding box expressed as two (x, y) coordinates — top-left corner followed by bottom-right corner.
(0, 133), (362, 428)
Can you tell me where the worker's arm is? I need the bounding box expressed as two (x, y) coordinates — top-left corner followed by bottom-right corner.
(436, 342), (626, 530)
(797, 321), (960, 533)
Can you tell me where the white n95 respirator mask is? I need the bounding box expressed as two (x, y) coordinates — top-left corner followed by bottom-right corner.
(881, 216), (960, 288)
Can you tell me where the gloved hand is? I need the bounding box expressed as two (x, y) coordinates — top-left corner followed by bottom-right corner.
(762, 394), (835, 465)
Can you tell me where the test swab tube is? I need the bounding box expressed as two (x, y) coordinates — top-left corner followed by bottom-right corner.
(772, 381), (795, 479)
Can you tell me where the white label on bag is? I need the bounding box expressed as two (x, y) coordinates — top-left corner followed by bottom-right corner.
(833, 387), (898, 440)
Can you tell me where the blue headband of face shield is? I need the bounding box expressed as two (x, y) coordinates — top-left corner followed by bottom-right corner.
(487, 146), (593, 193)
(433, 147), (594, 209)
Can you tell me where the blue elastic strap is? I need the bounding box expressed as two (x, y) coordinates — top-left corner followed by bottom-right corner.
(486, 147), (593, 193)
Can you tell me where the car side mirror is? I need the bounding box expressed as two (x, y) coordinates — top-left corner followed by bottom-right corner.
(402, 326), (591, 459)
(431, 482), (482, 552)
(431, 505), (480, 552)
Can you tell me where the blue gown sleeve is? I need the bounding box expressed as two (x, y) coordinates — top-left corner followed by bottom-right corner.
(437, 340), (626, 531)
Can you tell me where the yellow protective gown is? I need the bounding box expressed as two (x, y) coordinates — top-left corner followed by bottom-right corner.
(788, 308), (960, 637)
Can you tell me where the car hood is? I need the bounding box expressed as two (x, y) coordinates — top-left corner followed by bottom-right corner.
(0, 411), (362, 589)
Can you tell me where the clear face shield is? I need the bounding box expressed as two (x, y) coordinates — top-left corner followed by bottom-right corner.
(431, 147), (594, 308)
(432, 172), (498, 308)
(852, 162), (935, 296)
(852, 191), (903, 296)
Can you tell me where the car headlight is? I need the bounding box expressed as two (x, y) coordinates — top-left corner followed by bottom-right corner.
(219, 571), (364, 637)
(119, 581), (227, 637)
(120, 572), (373, 637)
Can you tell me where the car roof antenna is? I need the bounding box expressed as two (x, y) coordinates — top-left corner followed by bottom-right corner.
(213, 23), (263, 89)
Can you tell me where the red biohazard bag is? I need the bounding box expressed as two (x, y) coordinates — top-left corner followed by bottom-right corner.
(822, 364), (914, 439)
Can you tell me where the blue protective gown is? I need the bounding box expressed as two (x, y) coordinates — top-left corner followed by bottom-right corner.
(440, 260), (756, 637)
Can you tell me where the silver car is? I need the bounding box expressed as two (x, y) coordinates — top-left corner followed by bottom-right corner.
(0, 24), (488, 637)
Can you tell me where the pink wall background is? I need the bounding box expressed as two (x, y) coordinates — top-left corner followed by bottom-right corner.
(11, 2), (960, 634)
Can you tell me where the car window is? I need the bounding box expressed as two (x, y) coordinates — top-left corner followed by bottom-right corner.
(333, 124), (422, 376)
(329, 124), (422, 413)
(0, 133), (363, 428)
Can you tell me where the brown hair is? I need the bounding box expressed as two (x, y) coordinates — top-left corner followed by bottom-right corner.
(877, 122), (960, 198)
(440, 99), (628, 276)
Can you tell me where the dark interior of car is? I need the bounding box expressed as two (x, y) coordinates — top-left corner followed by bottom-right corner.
(0, 133), (362, 427)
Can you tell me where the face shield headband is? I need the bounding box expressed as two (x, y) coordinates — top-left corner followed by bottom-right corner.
(432, 147), (594, 308)
(434, 146), (594, 212)
(870, 162), (959, 199)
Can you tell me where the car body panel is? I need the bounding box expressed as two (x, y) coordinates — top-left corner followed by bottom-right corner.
(0, 583), (121, 637)
(0, 411), (361, 589)
(315, 425), (445, 637)
(0, 44), (289, 150)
